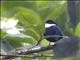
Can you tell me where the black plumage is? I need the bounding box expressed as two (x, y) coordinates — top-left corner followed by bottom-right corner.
(44, 20), (64, 42)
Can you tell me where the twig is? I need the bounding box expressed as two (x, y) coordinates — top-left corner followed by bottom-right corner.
(1, 54), (53, 58)
(0, 45), (56, 59)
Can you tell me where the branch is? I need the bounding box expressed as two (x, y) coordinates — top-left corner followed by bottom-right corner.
(1, 54), (53, 59)
(44, 35), (68, 38)
(0, 45), (56, 59)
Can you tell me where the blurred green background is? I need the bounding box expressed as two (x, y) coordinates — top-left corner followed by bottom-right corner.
(1, 0), (80, 60)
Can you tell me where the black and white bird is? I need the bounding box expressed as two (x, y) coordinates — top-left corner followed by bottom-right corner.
(44, 20), (64, 42)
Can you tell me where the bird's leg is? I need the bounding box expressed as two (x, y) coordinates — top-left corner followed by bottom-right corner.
(48, 42), (55, 47)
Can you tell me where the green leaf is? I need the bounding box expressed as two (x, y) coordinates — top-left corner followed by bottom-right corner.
(14, 7), (42, 26)
(75, 22), (80, 37)
(32, 24), (44, 36)
(23, 28), (40, 40)
(0, 29), (6, 39)
(1, 1), (36, 17)
(38, 1), (67, 20)
(13, 7), (44, 36)
(6, 36), (35, 48)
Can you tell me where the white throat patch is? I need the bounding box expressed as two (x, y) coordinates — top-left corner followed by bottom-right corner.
(45, 23), (56, 28)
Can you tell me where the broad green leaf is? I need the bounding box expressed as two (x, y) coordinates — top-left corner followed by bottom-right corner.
(75, 22), (80, 37)
(13, 7), (42, 25)
(32, 24), (44, 36)
(23, 28), (40, 41)
(1, 1), (36, 17)
(6, 37), (35, 48)
(13, 7), (44, 35)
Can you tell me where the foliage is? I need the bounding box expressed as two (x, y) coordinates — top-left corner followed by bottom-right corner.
(1, 0), (80, 60)
(75, 22), (80, 37)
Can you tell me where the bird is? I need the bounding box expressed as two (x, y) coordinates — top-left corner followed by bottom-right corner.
(44, 20), (64, 42)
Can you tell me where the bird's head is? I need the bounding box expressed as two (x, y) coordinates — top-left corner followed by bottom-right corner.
(45, 20), (56, 28)
(46, 20), (56, 24)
